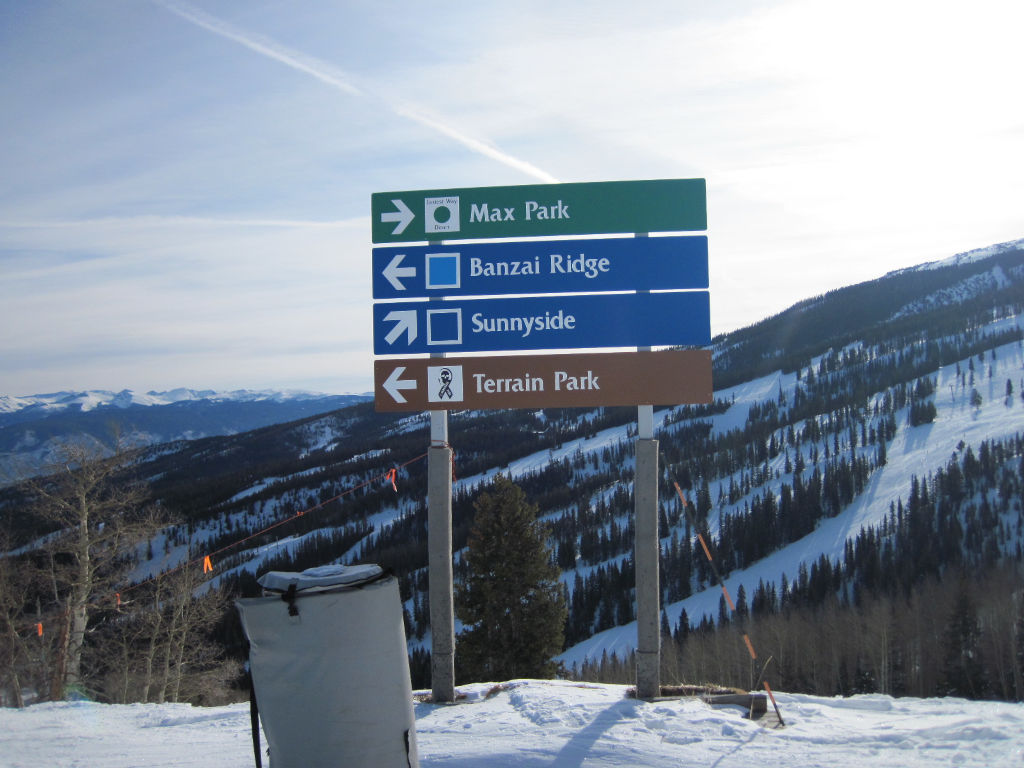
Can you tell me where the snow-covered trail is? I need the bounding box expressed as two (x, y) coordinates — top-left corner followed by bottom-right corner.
(1, 680), (1021, 767)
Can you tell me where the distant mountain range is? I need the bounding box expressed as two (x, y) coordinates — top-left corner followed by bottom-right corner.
(0, 388), (371, 483)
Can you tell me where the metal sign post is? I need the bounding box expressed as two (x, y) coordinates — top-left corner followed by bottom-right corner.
(427, 410), (455, 703)
(635, 409), (660, 700)
(426, 239), (456, 705)
(634, 243), (660, 702)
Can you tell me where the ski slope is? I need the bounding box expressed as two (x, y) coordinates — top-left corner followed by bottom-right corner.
(562, 328), (1024, 665)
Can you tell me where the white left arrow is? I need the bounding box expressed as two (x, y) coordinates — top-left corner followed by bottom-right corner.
(382, 366), (418, 404)
(383, 253), (417, 291)
(383, 309), (418, 346)
(380, 198), (415, 236)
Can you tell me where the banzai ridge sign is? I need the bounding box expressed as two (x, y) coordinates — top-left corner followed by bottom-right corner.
(372, 235), (708, 299)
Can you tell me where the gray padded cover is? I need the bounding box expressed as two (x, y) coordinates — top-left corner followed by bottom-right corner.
(237, 567), (418, 767)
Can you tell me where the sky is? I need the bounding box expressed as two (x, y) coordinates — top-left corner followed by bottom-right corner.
(2, 0), (1022, 396)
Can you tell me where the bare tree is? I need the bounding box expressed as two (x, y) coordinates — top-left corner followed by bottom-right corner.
(88, 568), (236, 705)
(0, 530), (32, 707)
(143, 566), (231, 704)
(27, 442), (161, 699)
(4, 442), (238, 705)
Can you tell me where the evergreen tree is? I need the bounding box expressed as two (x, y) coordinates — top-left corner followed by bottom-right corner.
(674, 607), (691, 645)
(940, 577), (990, 699)
(696, 478), (712, 522)
(717, 594), (731, 627)
(734, 584), (749, 625)
(1016, 613), (1024, 700)
(455, 475), (567, 683)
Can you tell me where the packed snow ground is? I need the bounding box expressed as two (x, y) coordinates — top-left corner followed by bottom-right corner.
(1, 680), (1022, 767)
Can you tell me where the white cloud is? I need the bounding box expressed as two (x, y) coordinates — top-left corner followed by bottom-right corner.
(155, 0), (558, 184)
(0, 216), (371, 393)
(1, 0), (1021, 394)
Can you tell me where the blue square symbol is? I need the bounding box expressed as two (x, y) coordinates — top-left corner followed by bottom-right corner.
(427, 308), (462, 346)
(426, 252), (460, 290)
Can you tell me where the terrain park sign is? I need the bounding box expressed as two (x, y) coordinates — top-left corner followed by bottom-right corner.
(374, 350), (712, 412)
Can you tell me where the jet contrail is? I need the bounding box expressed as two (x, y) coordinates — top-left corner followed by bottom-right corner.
(394, 106), (559, 184)
(154, 0), (559, 184)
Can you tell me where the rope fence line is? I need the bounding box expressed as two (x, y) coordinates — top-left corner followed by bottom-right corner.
(15, 451), (431, 639)
(137, 450), (430, 592)
(133, 454), (428, 593)
(672, 481), (786, 726)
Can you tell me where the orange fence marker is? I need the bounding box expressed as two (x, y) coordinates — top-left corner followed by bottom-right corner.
(743, 633), (758, 661)
(385, 468), (398, 492)
(696, 533), (714, 563)
(763, 680), (786, 726)
(720, 583), (737, 612)
(673, 481), (785, 726)
(203, 555), (213, 574)
(36, 622), (43, 638)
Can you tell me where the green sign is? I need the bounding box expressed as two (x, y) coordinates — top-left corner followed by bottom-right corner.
(371, 178), (706, 243)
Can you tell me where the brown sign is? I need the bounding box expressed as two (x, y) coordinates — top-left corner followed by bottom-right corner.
(374, 350), (712, 412)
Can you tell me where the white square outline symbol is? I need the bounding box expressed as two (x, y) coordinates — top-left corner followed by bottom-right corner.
(425, 252), (461, 290)
(426, 308), (462, 346)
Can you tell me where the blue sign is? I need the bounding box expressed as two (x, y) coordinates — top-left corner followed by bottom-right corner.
(372, 236), (708, 299)
(372, 292), (710, 355)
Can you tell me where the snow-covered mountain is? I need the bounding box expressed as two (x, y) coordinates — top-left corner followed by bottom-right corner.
(899, 235), (1024, 273)
(0, 388), (371, 484)
(560, 323), (1024, 667)
(0, 387), (362, 416)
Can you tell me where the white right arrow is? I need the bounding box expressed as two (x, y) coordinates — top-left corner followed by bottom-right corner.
(382, 366), (417, 404)
(383, 253), (417, 291)
(383, 309), (418, 346)
(380, 198), (415, 236)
